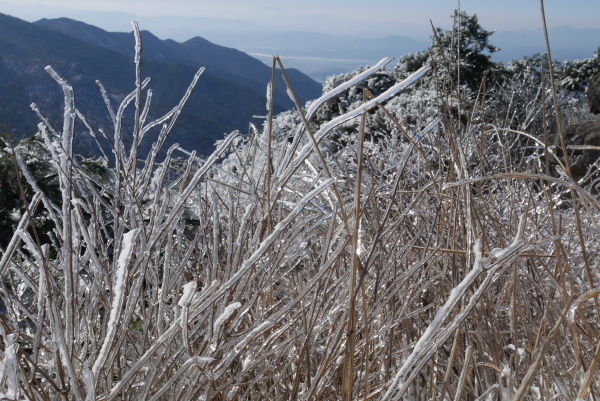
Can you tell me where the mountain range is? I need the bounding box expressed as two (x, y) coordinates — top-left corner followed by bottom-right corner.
(0, 13), (321, 156)
(2, 2), (598, 81)
(1, 10), (597, 158)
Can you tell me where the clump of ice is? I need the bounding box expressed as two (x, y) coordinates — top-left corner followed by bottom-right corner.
(213, 302), (241, 336)
(178, 281), (197, 307)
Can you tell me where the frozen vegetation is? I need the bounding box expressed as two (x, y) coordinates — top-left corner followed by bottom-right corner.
(0, 13), (599, 401)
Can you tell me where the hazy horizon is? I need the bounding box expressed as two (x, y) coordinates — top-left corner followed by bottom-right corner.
(2, 0), (599, 40)
(2, 0), (598, 82)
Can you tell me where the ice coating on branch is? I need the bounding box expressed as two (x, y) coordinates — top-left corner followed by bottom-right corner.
(15, 229), (37, 256)
(489, 247), (507, 259)
(92, 228), (140, 376)
(116, 229), (139, 277)
(286, 87), (294, 102)
(382, 232), (525, 400)
(234, 319), (274, 353)
(0, 334), (18, 399)
(179, 281), (197, 351)
(214, 302), (242, 335)
(83, 360), (94, 401)
(314, 65), (429, 141)
(284, 65), (429, 178)
(132, 21), (141, 64)
(304, 57), (393, 121)
(210, 302), (243, 352)
(266, 82), (273, 112)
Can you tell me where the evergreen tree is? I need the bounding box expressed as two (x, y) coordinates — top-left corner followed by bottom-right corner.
(397, 10), (503, 91)
(438, 11), (500, 87)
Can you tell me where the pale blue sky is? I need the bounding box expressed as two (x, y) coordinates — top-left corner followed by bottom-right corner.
(2, 0), (599, 33)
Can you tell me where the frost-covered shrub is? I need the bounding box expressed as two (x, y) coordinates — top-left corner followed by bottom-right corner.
(557, 48), (600, 93)
(0, 133), (61, 248)
(393, 10), (505, 93)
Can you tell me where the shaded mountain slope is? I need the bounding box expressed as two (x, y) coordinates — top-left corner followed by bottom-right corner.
(34, 17), (322, 111)
(0, 13), (320, 156)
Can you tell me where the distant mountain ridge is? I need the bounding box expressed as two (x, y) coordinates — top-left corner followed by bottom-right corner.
(0, 13), (321, 156)
(492, 26), (600, 62)
(2, 2), (598, 82)
(34, 17), (320, 105)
